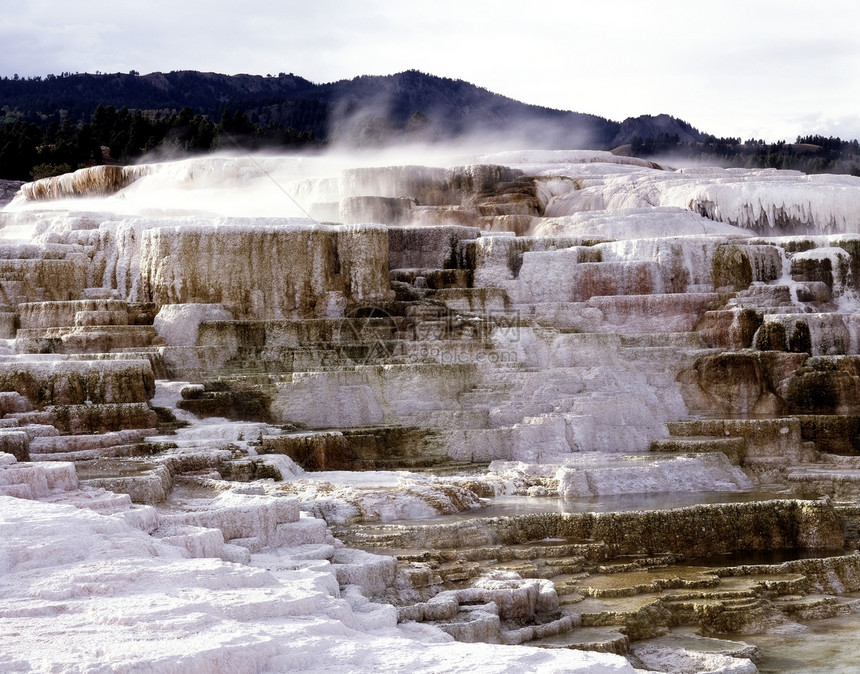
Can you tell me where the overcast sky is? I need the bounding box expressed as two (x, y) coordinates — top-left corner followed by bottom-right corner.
(3, 0), (859, 142)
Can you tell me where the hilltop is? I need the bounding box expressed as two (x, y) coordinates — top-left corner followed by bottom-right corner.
(1, 69), (858, 181)
(0, 69), (692, 152)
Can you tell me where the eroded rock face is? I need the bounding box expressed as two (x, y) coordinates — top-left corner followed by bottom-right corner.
(346, 500), (843, 558)
(20, 165), (145, 201)
(0, 359), (155, 407)
(140, 222), (393, 319)
(680, 350), (860, 419)
(177, 380), (273, 423)
(679, 351), (809, 416)
(785, 358), (860, 414)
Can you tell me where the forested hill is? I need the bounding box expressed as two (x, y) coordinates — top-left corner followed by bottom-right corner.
(0, 71), (316, 120)
(1, 69), (859, 181)
(0, 69), (622, 147)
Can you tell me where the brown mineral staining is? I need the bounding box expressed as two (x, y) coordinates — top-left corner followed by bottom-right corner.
(21, 165), (143, 201)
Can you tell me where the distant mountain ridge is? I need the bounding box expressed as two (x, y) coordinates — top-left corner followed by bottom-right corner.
(0, 69), (700, 148)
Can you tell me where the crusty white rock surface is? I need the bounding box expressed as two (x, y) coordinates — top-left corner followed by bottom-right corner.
(7, 149), (860, 672)
(0, 478), (638, 673)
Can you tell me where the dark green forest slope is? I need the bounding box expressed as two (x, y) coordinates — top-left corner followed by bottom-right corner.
(1, 70), (858, 181)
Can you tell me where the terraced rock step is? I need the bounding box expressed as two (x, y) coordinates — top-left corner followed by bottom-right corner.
(628, 629), (761, 672)
(532, 626), (630, 655)
(650, 436), (748, 463)
(257, 425), (450, 471)
(772, 593), (852, 620)
(342, 500), (843, 559)
(77, 457), (172, 504)
(29, 429), (158, 461)
(786, 460), (860, 498)
(16, 325), (159, 353)
(333, 494), (860, 650)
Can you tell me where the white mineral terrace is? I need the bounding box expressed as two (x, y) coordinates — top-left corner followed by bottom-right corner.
(3, 151), (860, 672)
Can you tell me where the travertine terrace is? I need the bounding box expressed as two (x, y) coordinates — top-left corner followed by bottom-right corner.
(3, 150), (860, 673)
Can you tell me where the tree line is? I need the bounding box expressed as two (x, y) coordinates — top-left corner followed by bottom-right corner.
(0, 105), (319, 181)
(631, 133), (860, 175)
(3, 68), (860, 181)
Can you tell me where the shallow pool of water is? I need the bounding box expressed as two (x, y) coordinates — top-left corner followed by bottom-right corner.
(680, 548), (852, 568)
(722, 598), (860, 673)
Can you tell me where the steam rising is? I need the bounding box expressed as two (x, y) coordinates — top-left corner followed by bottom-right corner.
(3, 146), (653, 222)
(4, 144), (860, 242)
(321, 72), (606, 151)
